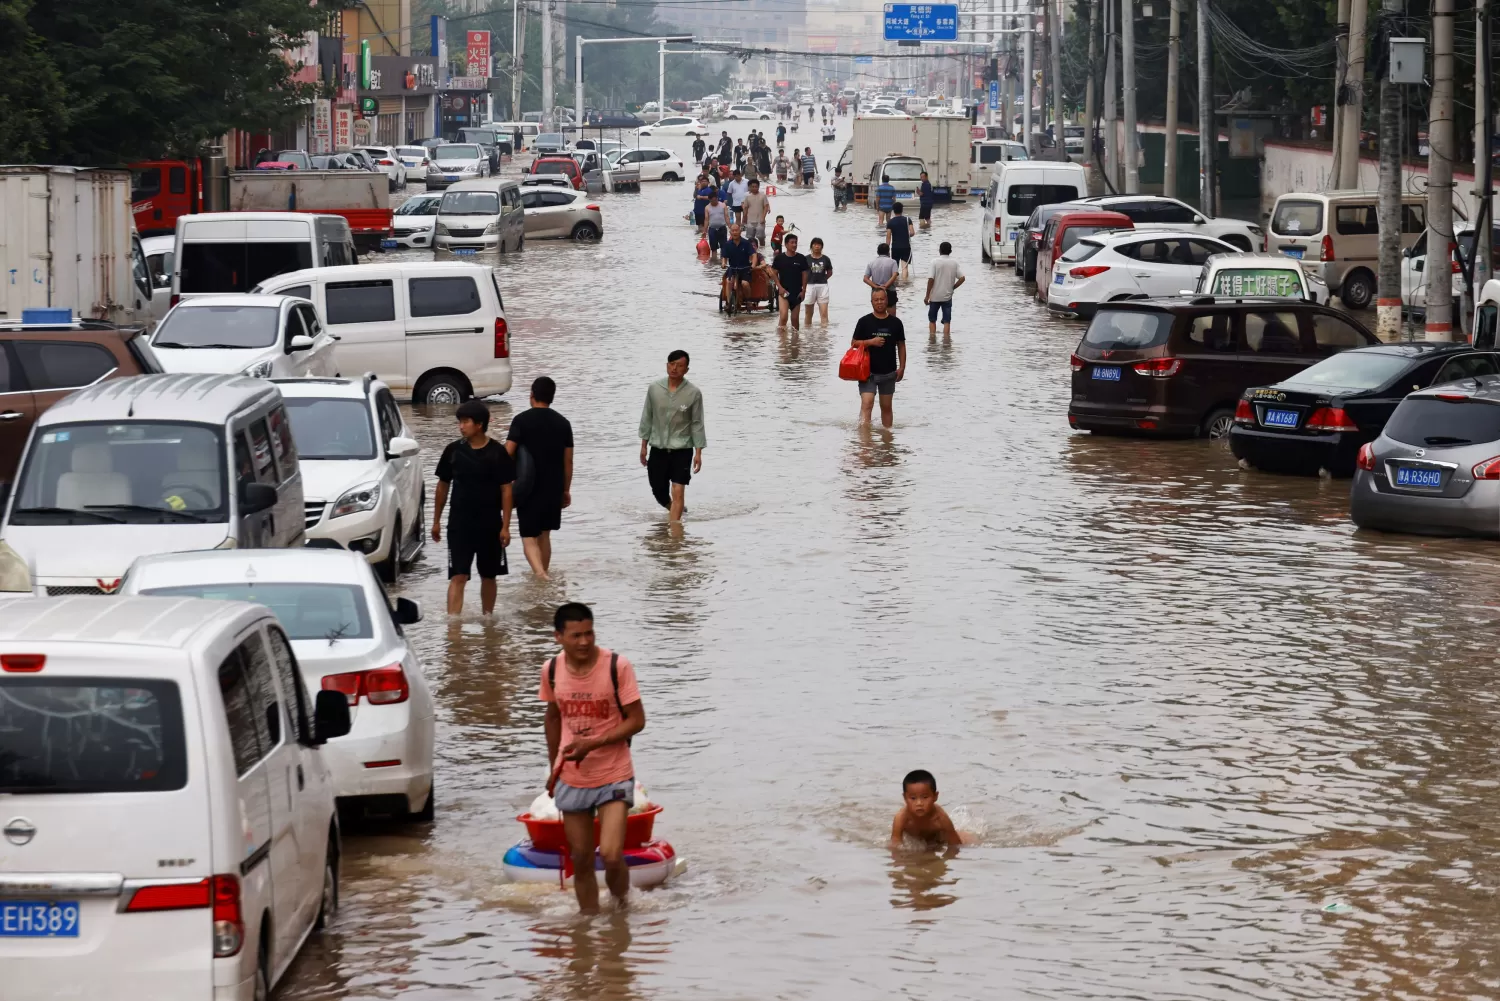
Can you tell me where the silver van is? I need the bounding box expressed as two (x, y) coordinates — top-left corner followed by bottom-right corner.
(435, 179), (526, 254)
(0, 374), (304, 595)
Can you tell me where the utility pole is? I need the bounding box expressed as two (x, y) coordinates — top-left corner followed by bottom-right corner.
(1122, 0), (1139, 190)
(1039, 2), (1050, 154)
(1329, 0), (1350, 186)
(1050, 0), (1065, 160)
(1023, 5), (1034, 153)
(1425, 0), (1456, 341)
(1103, 0), (1117, 187)
(1085, 0), (1098, 175)
(541, 0), (554, 130)
(1473, 0), (1494, 326)
(1196, 0), (1214, 214)
(1164, 0), (1180, 197)
(1338, 0), (1368, 188)
(512, 0), (527, 119)
(1375, 0), (1403, 341)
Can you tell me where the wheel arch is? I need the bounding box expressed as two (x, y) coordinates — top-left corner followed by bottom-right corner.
(413, 368), (474, 403)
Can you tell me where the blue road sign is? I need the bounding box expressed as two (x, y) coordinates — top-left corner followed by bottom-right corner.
(854, 55), (874, 64)
(988, 79), (999, 109)
(883, 3), (959, 42)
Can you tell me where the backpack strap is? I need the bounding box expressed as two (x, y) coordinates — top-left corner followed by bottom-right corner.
(610, 652), (632, 747)
(547, 656), (557, 697)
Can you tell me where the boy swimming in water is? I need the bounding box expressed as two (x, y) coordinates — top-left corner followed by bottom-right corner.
(890, 769), (963, 848)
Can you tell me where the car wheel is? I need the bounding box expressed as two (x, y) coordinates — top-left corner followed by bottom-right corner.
(761, 114), (770, 120)
(1202, 407), (1235, 439)
(1341, 269), (1376, 310)
(376, 517), (400, 583)
(981, 242), (991, 263)
(571, 221), (601, 241)
(662, 172), (679, 182)
(415, 373), (467, 406)
(253, 935), (270, 1001)
(314, 834), (339, 930)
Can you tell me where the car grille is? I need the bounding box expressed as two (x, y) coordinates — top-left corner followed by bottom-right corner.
(394, 227), (415, 236)
(448, 228), (486, 238)
(47, 586), (106, 597)
(305, 501), (326, 529)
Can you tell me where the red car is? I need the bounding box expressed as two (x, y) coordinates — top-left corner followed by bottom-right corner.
(526, 157), (585, 190)
(1034, 210), (1133, 303)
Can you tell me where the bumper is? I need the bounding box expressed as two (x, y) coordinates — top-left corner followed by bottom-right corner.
(435, 234), (500, 251)
(324, 714), (434, 810)
(426, 174), (478, 189)
(1229, 425), (1363, 476)
(1068, 401), (1199, 436)
(466, 360), (514, 398)
(1349, 472), (1500, 537)
(393, 229), (434, 248)
(306, 503), (391, 562)
(403, 167), (428, 181)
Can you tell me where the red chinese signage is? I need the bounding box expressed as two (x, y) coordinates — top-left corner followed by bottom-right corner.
(466, 31), (491, 78)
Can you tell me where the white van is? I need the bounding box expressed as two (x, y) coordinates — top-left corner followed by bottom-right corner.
(434, 179), (525, 254)
(172, 213), (356, 304)
(0, 594), (351, 1000)
(968, 139), (1029, 193)
(253, 262), (512, 404)
(0, 374), (305, 596)
(979, 161), (1088, 264)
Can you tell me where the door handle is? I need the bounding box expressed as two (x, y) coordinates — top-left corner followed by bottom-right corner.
(0, 411), (22, 421)
(296, 764), (305, 791)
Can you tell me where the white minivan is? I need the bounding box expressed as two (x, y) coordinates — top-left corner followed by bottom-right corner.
(253, 262), (512, 404)
(172, 213), (355, 303)
(0, 594), (352, 1000)
(979, 161), (1089, 264)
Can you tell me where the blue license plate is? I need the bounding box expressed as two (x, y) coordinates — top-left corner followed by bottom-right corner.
(1091, 365), (1121, 381)
(453, 248), (478, 255)
(895, 191), (912, 199)
(1280, 247), (1305, 259)
(446, 174), (460, 181)
(1053, 273), (1064, 285)
(0, 901), (80, 938)
(380, 239), (398, 249)
(1395, 466), (1443, 488)
(1008, 230), (1018, 241)
(1263, 407), (1299, 428)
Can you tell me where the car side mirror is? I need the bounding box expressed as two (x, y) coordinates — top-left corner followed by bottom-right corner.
(386, 435), (420, 459)
(313, 688), (352, 744)
(979, 193), (987, 207)
(1413, 259), (1424, 272)
(238, 480), (277, 515)
(394, 597), (422, 624)
(154, 274), (171, 289)
(287, 334), (315, 352)
(1194, 215), (1206, 224)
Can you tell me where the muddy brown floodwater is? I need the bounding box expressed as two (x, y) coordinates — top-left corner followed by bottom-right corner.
(278, 122), (1500, 1001)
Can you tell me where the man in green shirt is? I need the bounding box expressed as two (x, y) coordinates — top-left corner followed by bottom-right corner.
(637, 349), (706, 522)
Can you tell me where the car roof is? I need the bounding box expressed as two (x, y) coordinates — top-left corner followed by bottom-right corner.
(142, 235), (175, 254)
(0, 595), (268, 648)
(258, 260), (493, 285)
(271, 376), (384, 400)
(1083, 194), (1179, 203)
(167, 294), (296, 309)
(1053, 210), (1133, 226)
(1339, 341), (1479, 358)
(1084, 229), (1221, 246)
(40, 373), (278, 425)
(126, 547), (376, 588)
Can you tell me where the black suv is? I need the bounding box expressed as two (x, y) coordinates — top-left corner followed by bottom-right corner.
(1068, 297), (1379, 438)
(586, 108), (644, 129)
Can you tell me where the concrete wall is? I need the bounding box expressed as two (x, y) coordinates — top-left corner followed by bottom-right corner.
(1260, 141), (1494, 225)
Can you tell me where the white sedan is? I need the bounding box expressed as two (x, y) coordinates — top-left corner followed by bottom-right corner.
(121, 547), (437, 821)
(396, 145), (433, 182)
(1046, 230), (1237, 318)
(150, 294), (339, 378)
(613, 146), (688, 182)
(391, 192), (442, 248)
(637, 116), (709, 137)
(724, 103), (772, 120)
(862, 106), (910, 118)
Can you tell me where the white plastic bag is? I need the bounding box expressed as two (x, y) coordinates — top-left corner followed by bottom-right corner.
(528, 790), (560, 822)
(630, 780), (651, 814)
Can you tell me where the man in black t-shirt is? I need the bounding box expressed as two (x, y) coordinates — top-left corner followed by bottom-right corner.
(433, 399), (514, 614)
(771, 232), (810, 331)
(850, 287), (906, 429)
(505, 376), (574, 580)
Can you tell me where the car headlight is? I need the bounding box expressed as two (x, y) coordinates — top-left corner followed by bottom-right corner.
(483, 221), (501, 235)
(435, 222), (449, 235)
(330, 481), (382, 520)
(244, 360), (273, 379)
(464, 162), (480, 172)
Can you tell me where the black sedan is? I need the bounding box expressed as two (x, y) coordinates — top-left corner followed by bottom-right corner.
(1230, 343), (1500, 476)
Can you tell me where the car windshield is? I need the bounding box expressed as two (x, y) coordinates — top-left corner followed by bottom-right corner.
(1384, 397), (1500, 447)
(396, 195), (442, 216)
(397, 146), (427, 158)
(441, 191), (500, 215)
(284, 398), (376, 459)
(459, 131), (496, 144)
(1272, 200), (1323, 236)
(438, 145), (482, 160)
(154, 305), (279, 349)
(1008, 184), (1082, 217)
(1281, 352), (1412, 391)
(142, 583), (373, 641)
(0, 678), (187, 794)
(537, 133), (563, 144)
(11, 422), (227, 524)
(883, 161), (924, 182)
(1083, 309), (1173, 351)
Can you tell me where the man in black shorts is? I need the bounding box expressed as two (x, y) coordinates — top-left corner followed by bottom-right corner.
(771, 232), (809, 331)
(505, 376), (574, 580)
(432, 399), (513, 614)
(886, 202), (915, 282)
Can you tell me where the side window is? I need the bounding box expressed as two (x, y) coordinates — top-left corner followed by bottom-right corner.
(1476, 303), (1499, 349)
(248, 418), (279, 485)
(298, 305), (323, 339)
(1335, 205), (1379, 235)
(1243, 312), (1304, 354)
(1187, 314), (1236, 352)
(329, 242), (353, 267)
(408, 276), (481, 317)
(1436, 354), (1500, 382)
(1311, 313), (1367, 354)
(1402, 204), (1426, 233)
(131, 167), (162, 202)
(540, 191), (573, 207)
(279, 284), (312, 302)
(0, 345), (15, 393)
(1152, 201), (1198, 224)
(12, 341), (119, 391)
(268, 405), (298, 476)
(520, 190), (541, 209)
(1186, 240), (1228, 265)
(234, 432), (253, 482)
(376, 390), (402, 444)
(326, 280), (396, 324)
(168, 166), (187, 194)
(239, 633), (282, 750)
(217, 646), (264, 775)
(503, 187), (521, 209)
(264, 626), (310, 744)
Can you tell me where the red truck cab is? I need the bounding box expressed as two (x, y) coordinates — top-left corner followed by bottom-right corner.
(131, 160), (203, 237)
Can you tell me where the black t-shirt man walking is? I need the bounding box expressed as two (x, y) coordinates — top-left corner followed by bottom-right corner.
(771, 232), (810, 331)
(505, 376), (574, 581)
(850, 287), (906, 429)
(433, 399), (514, 614)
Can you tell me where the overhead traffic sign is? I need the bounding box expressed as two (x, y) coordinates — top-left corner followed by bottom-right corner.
(883, 3), (959, 42)
(854, 54), (874, 64)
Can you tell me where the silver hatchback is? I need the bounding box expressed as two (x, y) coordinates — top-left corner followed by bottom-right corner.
(1350, 376), (1500, 537)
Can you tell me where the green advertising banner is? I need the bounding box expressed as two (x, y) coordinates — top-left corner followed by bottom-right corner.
(360, 40), (371, 89)
(1211, 268), (1304, 298)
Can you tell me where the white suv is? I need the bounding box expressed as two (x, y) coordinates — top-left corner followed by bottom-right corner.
(613, 147), (687, 182)
(724, 103), (770, 120)
(121, 548), (436, 823)
(1077, 195), (1264, 252)
(275, 376), (424, 583)
(357, 146), (407, 192)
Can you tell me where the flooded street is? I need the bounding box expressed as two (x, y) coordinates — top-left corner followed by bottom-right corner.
(280, 122), (1500, 1001)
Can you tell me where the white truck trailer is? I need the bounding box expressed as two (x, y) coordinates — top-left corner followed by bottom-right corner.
(835, 114), (974, 207)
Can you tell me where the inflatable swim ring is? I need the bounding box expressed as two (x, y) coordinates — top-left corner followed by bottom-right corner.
(502, 839), (685, 888)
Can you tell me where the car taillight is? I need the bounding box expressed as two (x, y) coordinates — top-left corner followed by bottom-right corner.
(379, 159), (395, 165)
(494, 316), (509, 358)
(1356, 442), (1376, 471)
(1070, 353), (1085, 372)
(170, 293), (180, 308)
(1305, 407), (1359, 431)
(126, 879), (210, 912)
(1069, 265), (1110, 278)
(1473, 456), (1500, 479)
(1131, 357), (1182, 378)
(321, 672), (362, 705)
(212, 874), (243, 958)
(994, 219), (1004, 235)
(1320, 235), (1334, 262)
(1435, 391), (1470, 401)
(322, 665), (408, 705)
(0, 654), (45, 672)
(585, 204), (601, 211)
(1234, 399), (1253, 424)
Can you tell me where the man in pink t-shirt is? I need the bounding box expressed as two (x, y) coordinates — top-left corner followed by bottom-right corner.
(541, 602), (647, 913)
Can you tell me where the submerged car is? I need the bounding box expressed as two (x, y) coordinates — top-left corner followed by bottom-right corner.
(520, 187), (603, 240)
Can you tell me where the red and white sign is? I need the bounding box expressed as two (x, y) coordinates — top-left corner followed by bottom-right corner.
(312, 99), (332, 154)
(466, 31), (491, 78)
(334, 107), (352, 150)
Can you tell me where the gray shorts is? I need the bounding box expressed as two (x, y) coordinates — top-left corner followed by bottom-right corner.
(553, 777), (634, 814)
(858, 371), (897, 396)
(745, 221), (766, 243)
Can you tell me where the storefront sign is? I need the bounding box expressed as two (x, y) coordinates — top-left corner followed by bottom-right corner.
(466, 31), (491, 78)
(334, 107), (353, 150)
(360, 97), (378, 115)
(359, 55), (441, 97)
(312, 99), (332, 154)
(448, 76), (489, 91)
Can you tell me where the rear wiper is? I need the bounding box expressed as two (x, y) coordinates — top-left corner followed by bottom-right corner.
(12, 506), (123, 524)
(85, 504), (211, 523)
(1424, 436), (1473, 446)
(326, 622), (352, 646)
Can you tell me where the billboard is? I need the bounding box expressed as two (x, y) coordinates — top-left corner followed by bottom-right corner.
(467, 31), (491, 78)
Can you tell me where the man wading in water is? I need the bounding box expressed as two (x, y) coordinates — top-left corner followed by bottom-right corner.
(542, 603), (646, 913)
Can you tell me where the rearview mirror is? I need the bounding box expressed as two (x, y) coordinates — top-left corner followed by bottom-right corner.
(287, 334), (315, 352)
(312, 689), (352, 744)
(386, 435), (420, 459)
(238, 480), (277, 515)
(394, 597), (422, 624)
(1194, 215), (1206, 224)
(1413, 259), (1424, 272)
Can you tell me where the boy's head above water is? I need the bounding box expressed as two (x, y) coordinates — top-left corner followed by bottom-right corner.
(902, 769), (938, 818)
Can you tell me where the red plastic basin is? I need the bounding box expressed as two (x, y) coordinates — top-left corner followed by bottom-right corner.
(518, 804), (662, 851)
